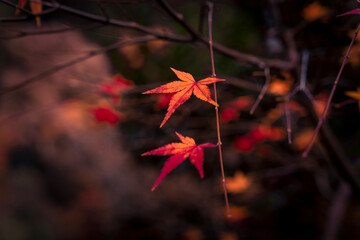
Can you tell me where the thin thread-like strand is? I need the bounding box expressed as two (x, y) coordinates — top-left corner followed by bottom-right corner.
(207, 1), (231, 218)
(302, 23), (360, 158)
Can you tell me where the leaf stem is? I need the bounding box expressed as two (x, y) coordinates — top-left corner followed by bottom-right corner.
(207, 1), (231, 218)
(302, 23), (360, 158)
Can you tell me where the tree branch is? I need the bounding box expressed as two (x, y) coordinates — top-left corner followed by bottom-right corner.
(0, 35), (157, 96)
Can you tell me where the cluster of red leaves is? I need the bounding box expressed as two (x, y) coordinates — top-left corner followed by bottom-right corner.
(142, 132), (216, 191)
(90, 74), (133, 126)
(234, 125), (283, 153)
(220, 96), (252, 123)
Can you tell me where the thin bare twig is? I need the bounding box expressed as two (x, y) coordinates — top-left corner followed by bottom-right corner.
(322, 182), (351, 240)
(298, 90), (360, 195)
(0, 35), (157, 96)
(155, 0), (295, 69)
(250, 66), (271, 115)
(96, 0), (110, 22)
(334, 99), (358, 108)
(0, 0), (297, 69)
(0, 23), (101, 39)
(300, 50), (310, 90)
(207, 1), (231, 218)
(284, 50), (311, 144)
(302, 23), (360, 158)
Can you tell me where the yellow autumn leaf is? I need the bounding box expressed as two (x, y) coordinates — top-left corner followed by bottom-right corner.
(226, 171), (251, 193)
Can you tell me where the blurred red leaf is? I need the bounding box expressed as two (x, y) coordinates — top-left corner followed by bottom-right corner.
(113, 74), (134, 88)
(155, 93), (175, 110)
(142, 132), (216, 191)
(220, 107), (239, 123)
(230, 96), (252, 110)
(220, 96), (252, 124)
(143, 68), (225, 127)
(99, 74), (134, 105)
(249, 126), (267, 142)
(234, 136), (255, 152)
(91, 106), (121, 126)
(266, 127), (284, 141)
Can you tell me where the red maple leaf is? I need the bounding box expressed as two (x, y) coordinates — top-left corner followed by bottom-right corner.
(142, 132), (217, 191)
(91, 106), (121, 126)
(113, 74), (134, 88)
(99, 74), (134, 105)
(142, 68), (225, 127)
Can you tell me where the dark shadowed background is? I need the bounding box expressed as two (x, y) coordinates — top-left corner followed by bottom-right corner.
(0, 0), (360, 239)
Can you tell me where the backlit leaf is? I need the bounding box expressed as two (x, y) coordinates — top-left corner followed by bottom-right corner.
(142, 132), (216, 191)
(143, 68), (225, 127)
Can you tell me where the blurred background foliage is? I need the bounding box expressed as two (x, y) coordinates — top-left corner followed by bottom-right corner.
(0, 0), (360, 239)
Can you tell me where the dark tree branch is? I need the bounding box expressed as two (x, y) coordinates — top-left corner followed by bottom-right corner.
(297, 91), (360, 196)
(156, 0), (297, 69)
(0, 0), (298, 69)
(0, 23), (101, 39)
(303, 23), (360, 158)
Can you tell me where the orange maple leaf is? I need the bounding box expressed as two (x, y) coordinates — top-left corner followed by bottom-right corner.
(143, 68), (225, 127)
(142, 132), (217, 191)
